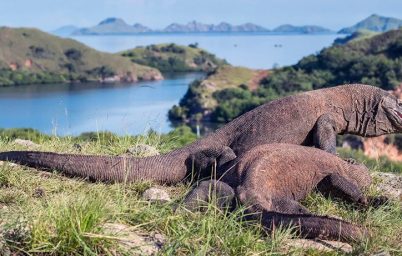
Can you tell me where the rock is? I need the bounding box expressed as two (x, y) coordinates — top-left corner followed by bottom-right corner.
(373, 172), (402, 200)
(127, 144), (160, 157)
(13, 139), (39, 148)
(142, 188), (171, 203)
(0, 161), (18, 168)
(102, 223), (164, 255)
(33, 187), (46, 198)
(284, 239), (353, 253)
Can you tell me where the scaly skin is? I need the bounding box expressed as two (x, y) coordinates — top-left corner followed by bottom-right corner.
(183, 144), (372, 242)
(1, 84), (402, 183)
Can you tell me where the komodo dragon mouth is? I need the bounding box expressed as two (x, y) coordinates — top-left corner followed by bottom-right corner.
(394, 109), (402, 119)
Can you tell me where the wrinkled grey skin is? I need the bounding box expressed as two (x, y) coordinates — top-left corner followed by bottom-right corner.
(183, 144), (375, 242)
(1, 84), (402, 183)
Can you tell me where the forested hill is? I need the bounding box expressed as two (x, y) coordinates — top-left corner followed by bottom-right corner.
(170, 28), (402, 123)
(0, 27), (162, 86)
(120, 43), (227, 72)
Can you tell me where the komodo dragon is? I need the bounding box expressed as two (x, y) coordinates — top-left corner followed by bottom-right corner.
(182, 144), (373, 242)
(1, 84), (402, 184)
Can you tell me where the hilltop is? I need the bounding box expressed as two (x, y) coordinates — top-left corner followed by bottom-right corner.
(120, 43), (227, 72)
(0, 27), (162, 86)
(338, 14), (402, 34)
(73, 18), (152, 35)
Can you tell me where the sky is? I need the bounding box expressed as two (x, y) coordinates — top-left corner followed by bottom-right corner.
(1, 0), (402, 31)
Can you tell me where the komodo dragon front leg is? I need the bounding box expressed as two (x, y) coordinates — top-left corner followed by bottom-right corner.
(316, 173), (368, 205)
(313, 114), (338, 154)
(313, 114), (360, 164)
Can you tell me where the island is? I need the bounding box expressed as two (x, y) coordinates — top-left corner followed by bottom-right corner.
(0, 27), (162, 86)
(120, 43), (227, 72)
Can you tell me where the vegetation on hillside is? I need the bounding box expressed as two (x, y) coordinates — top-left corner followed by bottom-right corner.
(120, 43), (227, 73)
(0, 128), (401, 255)
(0, 27), (162, 86)
(172, 28), (402, 123)
(168, 65), (268, 122)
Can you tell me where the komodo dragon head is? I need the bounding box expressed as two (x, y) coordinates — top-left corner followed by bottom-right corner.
(379, 94), (402, 133)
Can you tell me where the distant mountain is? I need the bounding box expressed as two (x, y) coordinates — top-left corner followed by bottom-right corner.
(163, 21), (269, 33)
(59, 18), (340, 35)
(338, 14), (402, 34)
(73, 17), (152, 35)
(51, 25), (80, 36)
(272, 24), (333, 34)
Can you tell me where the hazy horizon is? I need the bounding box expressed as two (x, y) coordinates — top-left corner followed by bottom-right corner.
(2, 0), (402, 31)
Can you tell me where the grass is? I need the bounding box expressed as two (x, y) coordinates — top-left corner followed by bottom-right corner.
(0, 131), (401, 255)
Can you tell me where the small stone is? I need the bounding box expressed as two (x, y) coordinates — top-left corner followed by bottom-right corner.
(33, 187), (46, 198)
(284, 239), (353, 253)
(102, 223), (164, 255)
(142, 188), (171, 203)
(0, 161), (18, 168)
(13, 139), (39, 148)
(127, 144), (160, 157)
(373, 172), (402, 200)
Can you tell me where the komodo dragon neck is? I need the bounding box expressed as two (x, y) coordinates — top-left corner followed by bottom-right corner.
(319, 85), (393, 137)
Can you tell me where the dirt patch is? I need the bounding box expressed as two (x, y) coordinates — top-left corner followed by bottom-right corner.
(248, 70), (269, 90)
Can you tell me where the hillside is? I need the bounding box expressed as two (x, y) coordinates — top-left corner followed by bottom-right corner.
(168, 65), (268, 122)
(0, 27), (162, 86)
(272, 24), (333, 34)
(120, 43), (227, 72)
(338, 14), (402, 34)
(171, 28), (402, 123)
(73, 18), (152, 35)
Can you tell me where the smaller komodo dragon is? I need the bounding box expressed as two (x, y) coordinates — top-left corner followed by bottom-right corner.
(182, 144), (375, 242)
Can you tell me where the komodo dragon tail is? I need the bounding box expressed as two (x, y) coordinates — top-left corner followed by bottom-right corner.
(0, 150), (188, 184)
(261, 212), (367, 242)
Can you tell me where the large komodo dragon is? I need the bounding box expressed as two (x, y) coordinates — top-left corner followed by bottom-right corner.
(182, 144), (373, 242)
(1, 84), (402, 183)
